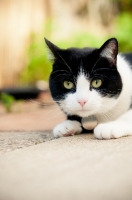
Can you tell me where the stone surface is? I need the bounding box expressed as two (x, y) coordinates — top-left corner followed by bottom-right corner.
(0, 134), (132, 200)
(0, 131), (54, 153)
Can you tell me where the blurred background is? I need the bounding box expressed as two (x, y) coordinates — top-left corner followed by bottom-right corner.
(0, 0), (132, 130)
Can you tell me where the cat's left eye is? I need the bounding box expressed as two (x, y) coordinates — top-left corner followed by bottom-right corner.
(63, 81), (74, 89)
(91, 79), (102, 88)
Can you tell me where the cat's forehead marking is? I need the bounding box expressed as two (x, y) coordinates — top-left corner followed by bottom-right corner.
(76, 73), (90, 101)
(77, 73), (90, 90)
(78, 61), (88, 78)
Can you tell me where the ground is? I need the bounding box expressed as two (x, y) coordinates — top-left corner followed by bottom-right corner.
(0, 93), (65, 153)
(0, 93), (132, 200)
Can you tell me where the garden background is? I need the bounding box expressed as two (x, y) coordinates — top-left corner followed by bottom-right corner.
(1, 0), (132, 88)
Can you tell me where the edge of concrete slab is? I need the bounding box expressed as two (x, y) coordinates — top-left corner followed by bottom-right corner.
(0, 134), (132, 200)
(0, 131), (54, 153)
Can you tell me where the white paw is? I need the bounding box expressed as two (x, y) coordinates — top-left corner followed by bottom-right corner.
(53, 120), (82, 138)
(94, 121), (132, 140)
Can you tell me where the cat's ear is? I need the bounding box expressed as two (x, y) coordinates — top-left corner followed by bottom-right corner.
(99, 38), (118, 65)
(44, 38), (61, 61)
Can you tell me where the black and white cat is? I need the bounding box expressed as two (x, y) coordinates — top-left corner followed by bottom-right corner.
(45, 38), (132, 139)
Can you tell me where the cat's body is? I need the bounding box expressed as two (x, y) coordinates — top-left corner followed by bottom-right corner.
(45, 38), (132, 139)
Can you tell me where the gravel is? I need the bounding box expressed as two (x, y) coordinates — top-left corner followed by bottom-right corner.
(0, 131), (55, 153)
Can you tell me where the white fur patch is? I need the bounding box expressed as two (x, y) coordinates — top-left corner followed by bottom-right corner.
(94, 119), (132, 139)
(54, 55), (132, 139)
(94, 110), (132, 139)
(60, 73), (102, 117)
(100, 48), (113, 60)
(76, 74), (89, 102)
(94, 55), (132, 139)
(53, 120), (82, 138)
(46, 48), (55, 61)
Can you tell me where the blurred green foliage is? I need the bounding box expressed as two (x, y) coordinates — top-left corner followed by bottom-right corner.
(19, 31), (106, 85)
(19, 34), (52, 85)
(19, 11), (132, 85)
(0, 93), (15, 112)
(114, 12), (132, 51)
(19, 19), (53, 85)
(56, 33), (106, 49)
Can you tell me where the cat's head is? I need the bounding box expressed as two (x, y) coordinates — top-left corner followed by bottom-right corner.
(45, 38), (122, 117)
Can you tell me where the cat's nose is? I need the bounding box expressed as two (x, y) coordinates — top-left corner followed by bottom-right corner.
(78, 100), (87, 107)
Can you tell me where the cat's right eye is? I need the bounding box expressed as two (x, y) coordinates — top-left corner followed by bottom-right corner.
(91, 79), (102, 89)
(63, 81), (74, 89)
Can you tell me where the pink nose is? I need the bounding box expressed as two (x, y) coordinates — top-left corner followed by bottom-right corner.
(78, 100), (87, 107)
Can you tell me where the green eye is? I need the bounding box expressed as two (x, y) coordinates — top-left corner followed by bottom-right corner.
(91, 79), (102, 88)
(63, 81), (74, 89)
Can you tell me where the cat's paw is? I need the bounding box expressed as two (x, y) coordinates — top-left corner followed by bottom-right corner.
(94, 121), (132, 140)
(53, 120), (82, 138)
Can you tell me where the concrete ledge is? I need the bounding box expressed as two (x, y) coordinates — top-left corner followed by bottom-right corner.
(0, 131), (54, 153)
(0, 134), (132, 200)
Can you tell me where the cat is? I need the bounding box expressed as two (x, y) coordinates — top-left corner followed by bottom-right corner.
(45, 37), (132, 139)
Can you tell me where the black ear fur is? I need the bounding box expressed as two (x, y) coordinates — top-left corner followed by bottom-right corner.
(99, 38), (118, 65)
(44, 38), (61, 61)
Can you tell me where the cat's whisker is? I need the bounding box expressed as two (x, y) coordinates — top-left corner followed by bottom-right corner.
(40, 104), (59, 108)
(98, 105), (123, 120)
(101, 90), (121, 95)
(33, 110), (64, 129)
(31, 106), (62, 128)
(96, 110), (112, 121)
(28, 98), (61, 108)
(91, 68), (116, 74)
(99, 108), (118, 116)
(100, 103), (124, 111)
(40, 106), (61, 117)
(42, 110), (64, 124)
(53, 73), (69, 81)
(100, 113), (110, 121)
(53, 49), (77, 84)
(52, 50), (76, 80)
(92, 74), (111, 81)
(91, 57), (101, 74)
(28, 99), (52, 107)
(55, 51), (72, 73)
(51, 69), (71, 76)
(28, 98), (43, 106)
(43, 98), (62, 103)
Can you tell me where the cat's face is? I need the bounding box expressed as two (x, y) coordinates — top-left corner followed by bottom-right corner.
(45, 38), (122, 117)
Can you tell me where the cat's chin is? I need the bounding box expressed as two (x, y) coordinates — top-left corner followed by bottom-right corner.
(75, 110), (93, 118)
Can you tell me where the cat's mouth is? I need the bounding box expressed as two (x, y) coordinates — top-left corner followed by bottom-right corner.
(74, 109), (93, 117)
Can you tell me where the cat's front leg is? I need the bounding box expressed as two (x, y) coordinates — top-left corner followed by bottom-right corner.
(94, 121), (131, 139)
(53, 120), (82, 138)
(94, 110), (132, 139)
